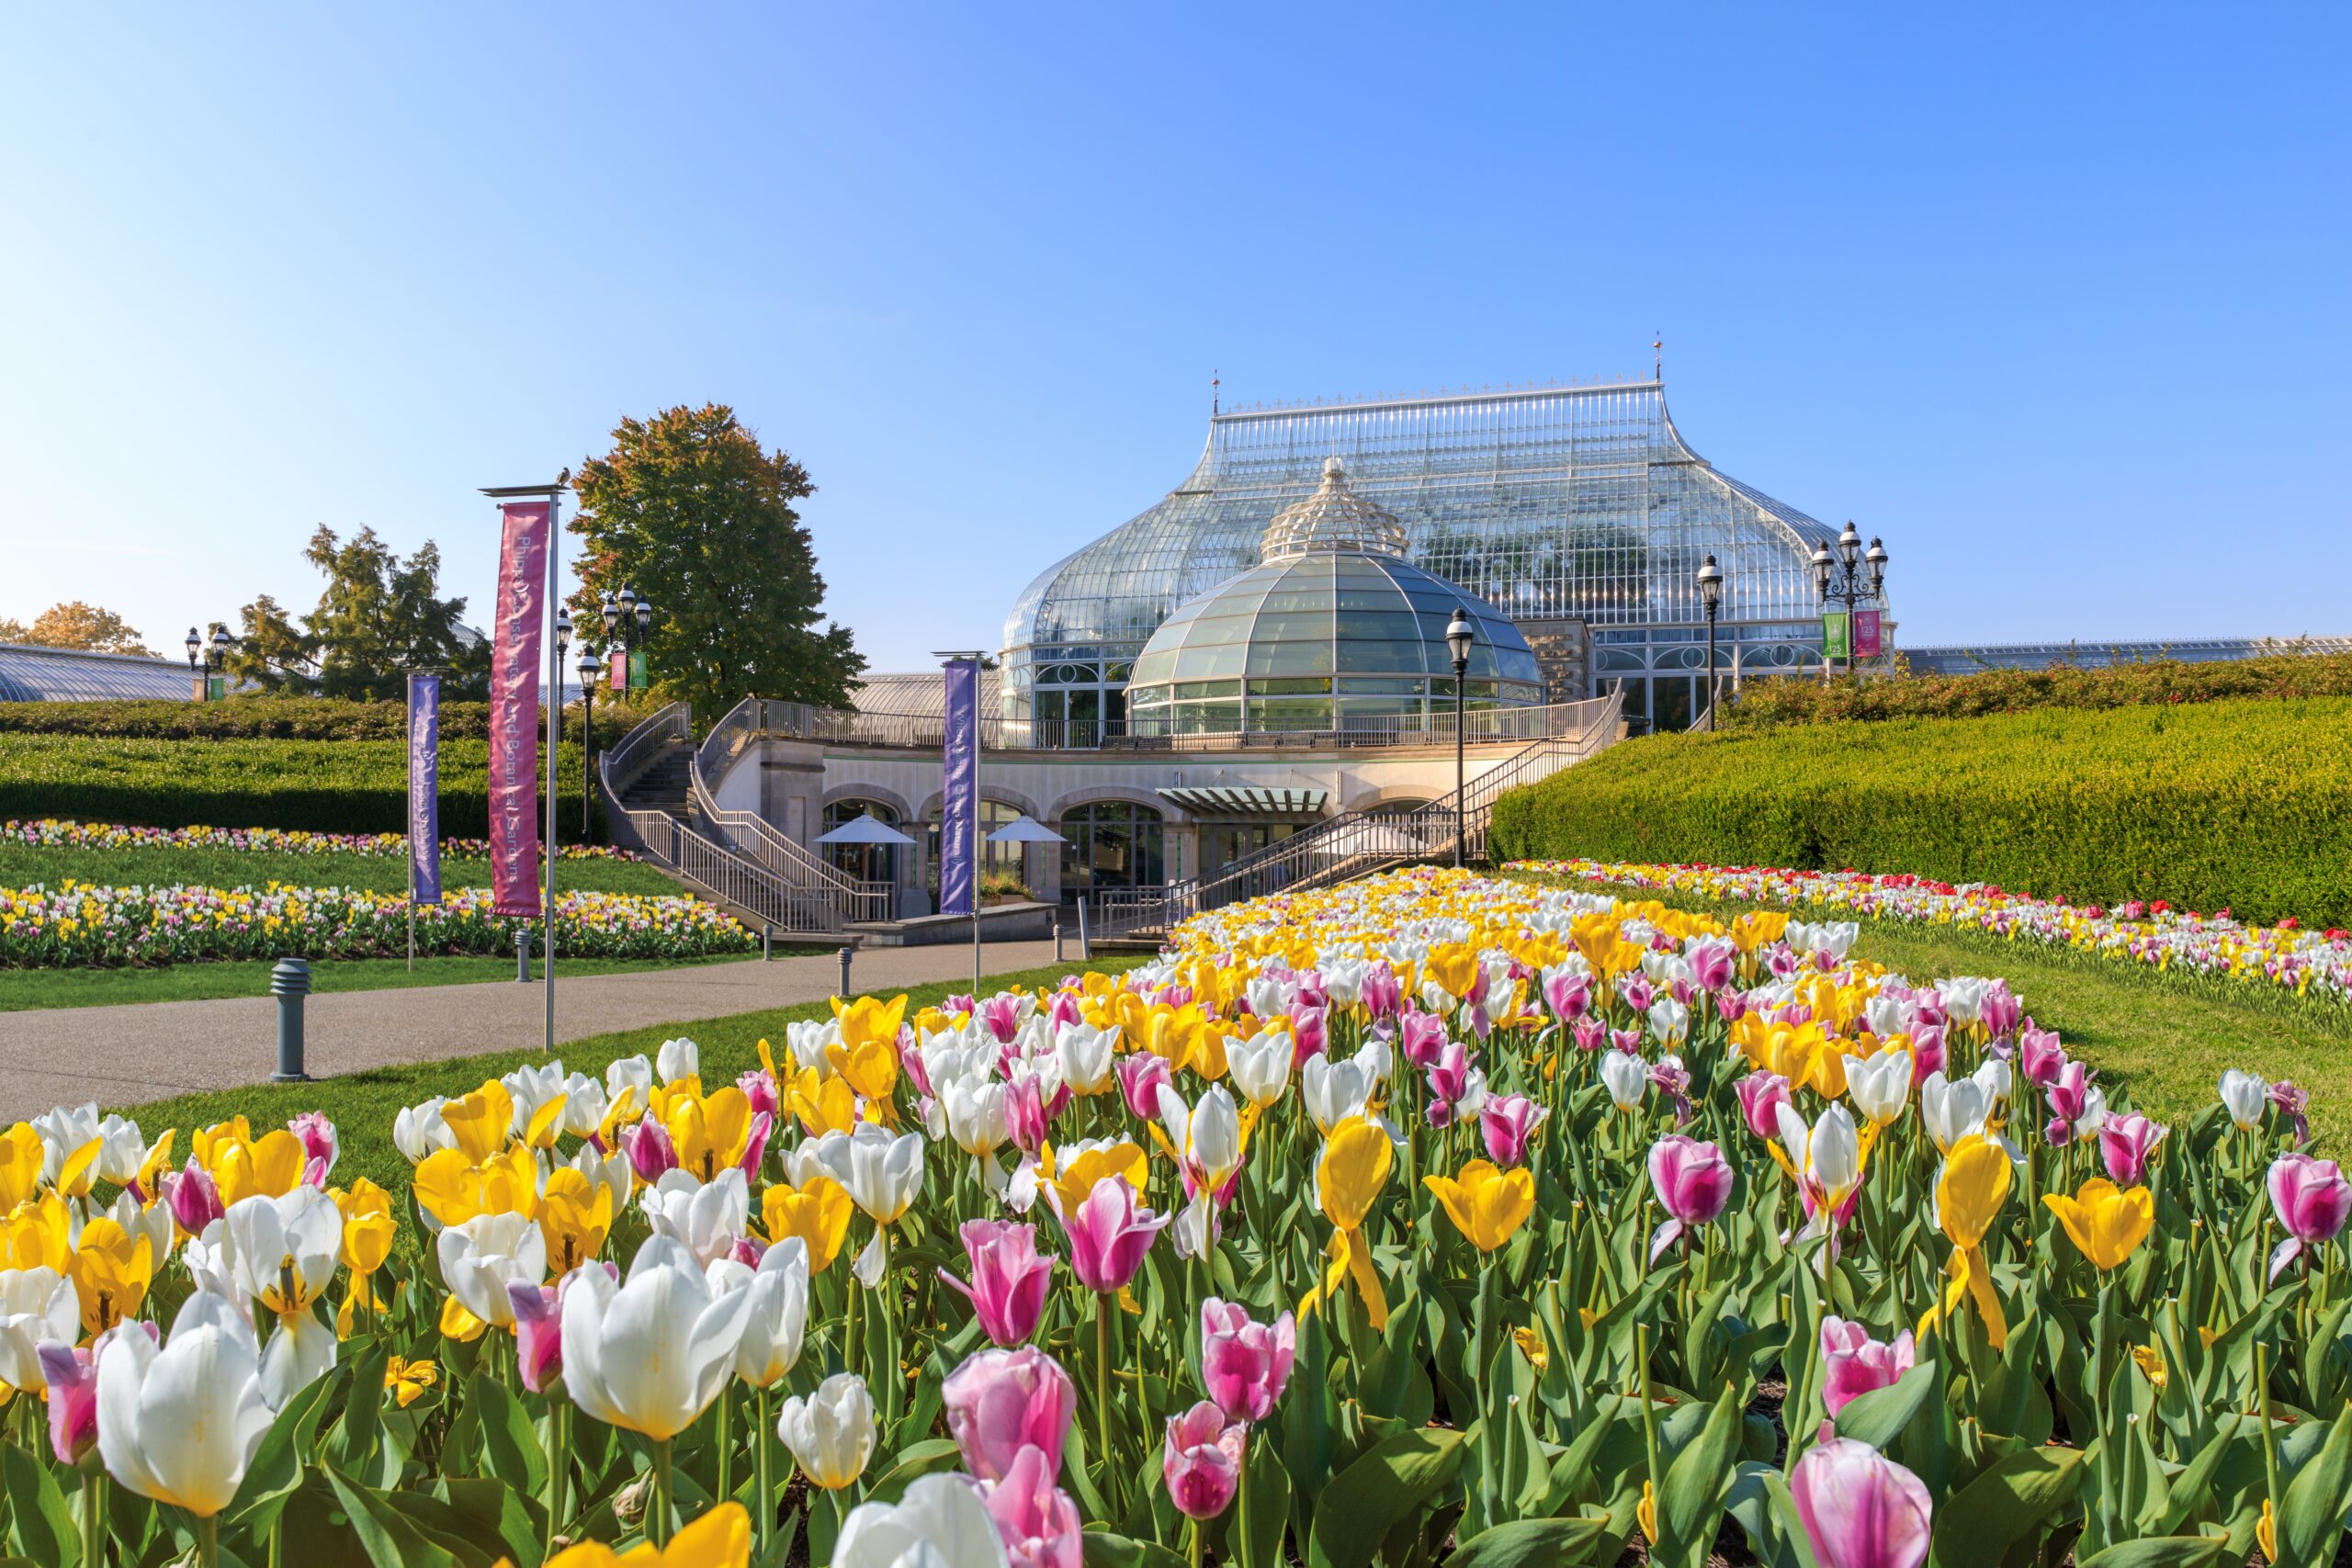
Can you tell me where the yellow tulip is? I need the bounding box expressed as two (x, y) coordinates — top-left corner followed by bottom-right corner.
(666, 1087), (754, 1183)
(763, 1176), (854, 1274)
(384, 1355), (438, 1409)
(0, 1125), (42, 1211)
(0, 1194), (70, 1275)
(1917, 1133), (2012, 1348)
(2043, 1179), (2154, 1270)
(439, 1084), (515, 1166)
(69, 1217), (153, 1336)
(538, 1168), (615, 1275)
(212, 1129), (308, 1207)
(1422, 1160), (1536, 1253)
(334, 1179), (399, 1276)
(1300, 1117), (1393, 1331)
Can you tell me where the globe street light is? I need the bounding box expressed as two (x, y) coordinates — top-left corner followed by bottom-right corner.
(1445, 605), (1476, 869)
(1696, 554), (1724, 730)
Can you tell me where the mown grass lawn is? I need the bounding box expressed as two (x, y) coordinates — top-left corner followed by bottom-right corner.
(110, 955), (1148, 1215)
(0, 842), (683, 897)
(1514, 869), (2352, 1147)
(0, 950), (842, 1011)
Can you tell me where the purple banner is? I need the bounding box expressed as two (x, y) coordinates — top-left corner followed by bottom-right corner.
(939, 658), (978, 916)
(490, 502), (548, 918)
(408, 672), (441, 906)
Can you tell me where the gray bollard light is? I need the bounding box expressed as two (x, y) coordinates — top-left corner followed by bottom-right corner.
(838, 944), (854, 999)
(516, 927), (532, 982)
(270, 957), (312, 1083)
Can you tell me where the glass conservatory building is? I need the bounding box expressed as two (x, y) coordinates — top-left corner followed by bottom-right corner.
(1003, 378), (1868, 736)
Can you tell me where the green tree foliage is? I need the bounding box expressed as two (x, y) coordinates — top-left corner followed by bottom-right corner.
(568, 403), (865, 714)
(296, 526), (487, 699)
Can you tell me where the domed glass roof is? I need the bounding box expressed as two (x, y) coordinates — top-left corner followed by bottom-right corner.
(1124, 503), (1544, 736)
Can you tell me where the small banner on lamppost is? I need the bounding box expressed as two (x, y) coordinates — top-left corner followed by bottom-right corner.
(1822, 612), (1850, 660)
(489, 502), (548, 918)
(1854, 609), (1883, 659)
(939, 659), (979, 917)
(407, 672), (442, 906)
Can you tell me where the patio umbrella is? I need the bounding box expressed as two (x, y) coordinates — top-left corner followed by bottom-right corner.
(815, 812), (917, 846)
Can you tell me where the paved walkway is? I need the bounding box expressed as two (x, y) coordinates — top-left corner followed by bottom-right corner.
(0, 940), (1072, 1120)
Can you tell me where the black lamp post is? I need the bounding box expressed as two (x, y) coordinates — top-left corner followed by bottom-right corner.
(1696, 554), (1724, 730)
(1811, 521), (1889, 680)
(1445, 605), (1476, 868)
(186, 625), (231, 699)
(575, 642), (603, 835)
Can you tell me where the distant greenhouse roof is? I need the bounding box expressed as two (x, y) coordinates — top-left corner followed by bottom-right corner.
(0, 643), (198, 702)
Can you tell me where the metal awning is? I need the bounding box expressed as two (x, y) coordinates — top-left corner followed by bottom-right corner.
(1156, 786), (1328, 819)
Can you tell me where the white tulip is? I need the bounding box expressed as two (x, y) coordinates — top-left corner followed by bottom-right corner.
(656, 1036), (702, 1087)
(1227, 1029), (1294, 1110)
(1845, 1050), (1915, 1128)
(2219, 1069), (2269, 1131)
(643, 1168), (751, 1268)
(0, 1268), (77, 1391)
(835, 1471), (1009, 1568)
(813, 1122), (926, 1224)
(1600, 1050), (1648, 1111)
(1054, 1022), (1118, 1095)
(561, 1235), (754, 1441)
(1156, 1084), (1242, 1190)
(725, 1236), (809, 1387)
(776, 1371), (877, 1491)
(97, 1291), (272, 1518)
(436, 1213), (548, 1330)
(392, 1096), (457, 1163)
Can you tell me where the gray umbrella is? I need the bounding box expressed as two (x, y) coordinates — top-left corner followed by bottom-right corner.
(815, 812), (917, 846)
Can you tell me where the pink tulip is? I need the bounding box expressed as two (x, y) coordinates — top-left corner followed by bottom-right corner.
(1543, 970), (1591, 1022)
(162, 1157), (223, 1235)
(944, 1346), (1078, 1482)
(1790, 1436), (1932, 1568)
(1362, 961), (1403, 1020)
(1162, 1401), (1245, 1519)
(2098, 1113), (2166, 1185)
(287, 1111), (339, 1182)
(37, 1340), (98, 1462)
(623, 1114), (677, 1182)
(984, 1443), (1084, 1568)
(1736, 1071), (1792, 1141)
(1396, 1009), (1448, 1069)
(1479, 1094), (1548, 1167)
(2018, 1026), (2065, 1088)
(1116, 1055), (1172, 1122)
(1050, 1175), (1172, 1293)
(1819, 1317), (1917, 1415)
(2267, 1153), (2352, 1281)
(1646, 1135), (1734, 1262)
(1200, 1298), (1295, 1422)
(941, 1220), (1057, 1347)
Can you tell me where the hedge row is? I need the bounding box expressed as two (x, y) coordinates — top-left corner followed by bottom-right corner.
(0, 733), (609, 840)
(1489, 694), (2352, 926)
(0, 695), (651, 745)
(1723, 649), (2352, 730)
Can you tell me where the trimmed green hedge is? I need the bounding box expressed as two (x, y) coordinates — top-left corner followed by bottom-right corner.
(1490, 695), (2352, 925)
(0, 733), (605, 839)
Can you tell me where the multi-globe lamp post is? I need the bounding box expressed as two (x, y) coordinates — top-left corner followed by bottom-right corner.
(1445, 604), (1476, 867)
(1809, 520), (1889, 680)
(184, 624), (231, 700)
(1696, 553), (1724, 730)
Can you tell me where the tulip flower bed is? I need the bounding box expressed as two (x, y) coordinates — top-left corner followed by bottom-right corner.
(0, 865), (2346, 1568)
(0, 883), (753, 968)
(1511, 856), (2352, 1012)
(5, 818), (643, 863)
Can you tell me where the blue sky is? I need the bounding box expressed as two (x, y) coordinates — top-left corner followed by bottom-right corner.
(3, 6), (2346, 673)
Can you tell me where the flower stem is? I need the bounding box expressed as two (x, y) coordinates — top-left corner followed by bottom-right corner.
(650, 1437), (674, 1550)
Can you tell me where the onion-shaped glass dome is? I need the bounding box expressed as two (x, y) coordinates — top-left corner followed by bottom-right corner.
(1124, 459), (1543, 736)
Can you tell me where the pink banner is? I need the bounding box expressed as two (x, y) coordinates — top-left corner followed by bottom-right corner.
(490, 502), (548, 918)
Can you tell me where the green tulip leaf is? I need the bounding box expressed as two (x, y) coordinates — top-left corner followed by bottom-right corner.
(1305, 1427), (1466, 1568)
(1444, 1515), (1611, 1567)
(2072, 1537), (2233, 1568)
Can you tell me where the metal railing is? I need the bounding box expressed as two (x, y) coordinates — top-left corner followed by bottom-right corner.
(1090, 688), (1624, 937)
